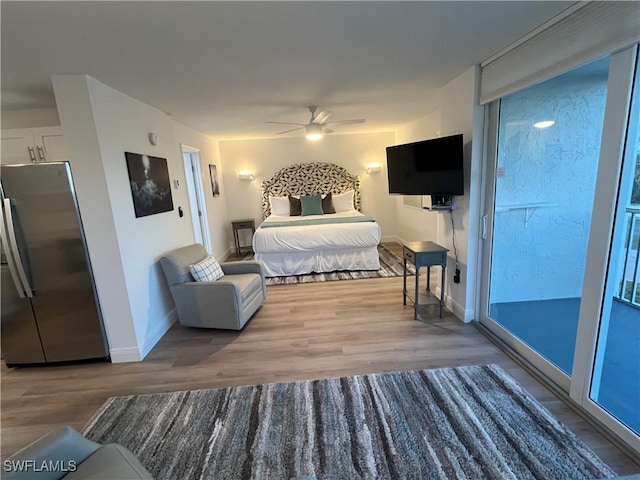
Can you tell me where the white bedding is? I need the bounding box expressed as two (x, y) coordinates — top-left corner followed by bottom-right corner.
(253, 211), (381, 253)
(253, 211), (381, 276)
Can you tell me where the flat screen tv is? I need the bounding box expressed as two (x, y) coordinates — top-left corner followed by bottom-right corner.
(386, 134), (464, 196)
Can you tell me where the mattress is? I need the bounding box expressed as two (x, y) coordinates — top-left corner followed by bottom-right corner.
(253, 211), (382, 276)
(253, 211), (381, 254)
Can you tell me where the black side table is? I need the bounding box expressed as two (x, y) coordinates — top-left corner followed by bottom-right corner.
(231, 219), (256, 256)
(402, 241), (449, 319)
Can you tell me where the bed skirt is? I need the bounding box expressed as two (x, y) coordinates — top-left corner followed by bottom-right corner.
(255, 246), (380, 277)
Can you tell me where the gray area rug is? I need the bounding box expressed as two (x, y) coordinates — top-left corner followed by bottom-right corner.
(245, 244), (415, 285)
(82, 364), (616, 480)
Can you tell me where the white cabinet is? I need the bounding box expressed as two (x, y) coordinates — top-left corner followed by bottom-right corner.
(1, 127), (68, 165)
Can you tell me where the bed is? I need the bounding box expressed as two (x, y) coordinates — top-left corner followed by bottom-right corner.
(253, 162), (381, 277)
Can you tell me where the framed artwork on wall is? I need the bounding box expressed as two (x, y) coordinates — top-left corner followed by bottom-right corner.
(125, 152), (174, 218)
(209, 164), (220, 196)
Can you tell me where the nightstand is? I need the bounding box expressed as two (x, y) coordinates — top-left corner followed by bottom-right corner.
(231, 219), (256, 256)
(402, 241), (449, 319)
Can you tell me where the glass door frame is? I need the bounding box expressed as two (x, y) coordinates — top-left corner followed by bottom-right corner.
(478, 45), (639, 452)
(571, 45), (639, 448)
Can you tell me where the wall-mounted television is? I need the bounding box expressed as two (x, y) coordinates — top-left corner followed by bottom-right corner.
(386, 134), (464, 197)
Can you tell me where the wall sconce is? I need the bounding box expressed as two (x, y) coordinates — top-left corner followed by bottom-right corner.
(238, 170), (255, 181)
(148, 133), (158, 145)
(366, 163), (382, 174)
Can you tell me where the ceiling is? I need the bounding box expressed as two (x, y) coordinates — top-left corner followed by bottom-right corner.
(1, 1), (574, 140)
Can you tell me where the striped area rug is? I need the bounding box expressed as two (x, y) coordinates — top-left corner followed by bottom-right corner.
(82, 365), (615, 480)
(246, 244), (415, 285)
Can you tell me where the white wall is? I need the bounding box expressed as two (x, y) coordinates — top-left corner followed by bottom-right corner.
(391, 67), (483, 322)
(218, 132), (397, 245)
(490, 75), (607, 303)
(172, 122), (229, 258)
(1, 108), (61, 129)
(53, 75), (224, 361)
(438, 67), (483, 322)
(394, 110), (441, 244)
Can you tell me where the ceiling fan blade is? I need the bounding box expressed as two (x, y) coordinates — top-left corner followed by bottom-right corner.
(266, 121), (307, 126)
(276, 126), (305, 135)
(322, 127), (334, 134)
(325, 119), (366, 125)
(313, 110), (332, 124)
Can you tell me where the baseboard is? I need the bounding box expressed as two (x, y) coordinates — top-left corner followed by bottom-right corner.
(434, 287), (474, 323)
(219, 246), (233, 261)
(109, 347), (143, 363)
(380, 235), (398, 243)
(140, 308), (178, 359)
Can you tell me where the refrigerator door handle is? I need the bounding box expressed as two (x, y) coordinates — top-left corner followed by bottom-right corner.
(0, 212), (26, 299)
(2, 198), (33, 298)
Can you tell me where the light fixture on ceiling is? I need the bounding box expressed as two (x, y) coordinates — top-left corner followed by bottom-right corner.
(305, 124), (324, 141)
(533, 120), (555, 129)
(238, 170), (255, 181)
(366, 163), (382, 174)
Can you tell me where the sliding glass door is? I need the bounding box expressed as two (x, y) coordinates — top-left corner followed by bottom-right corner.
(480, 45), (640, 447)
(481, 56), (610, 386)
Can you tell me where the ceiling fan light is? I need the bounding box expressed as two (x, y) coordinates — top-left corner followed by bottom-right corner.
(533, 120), (555, 129)
(305, 124), (323, 141)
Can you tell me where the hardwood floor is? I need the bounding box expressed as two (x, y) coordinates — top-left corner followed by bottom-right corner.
(2, 253), (638, 474)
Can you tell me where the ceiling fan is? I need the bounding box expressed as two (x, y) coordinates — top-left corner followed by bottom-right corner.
(266, 106), (365, 140)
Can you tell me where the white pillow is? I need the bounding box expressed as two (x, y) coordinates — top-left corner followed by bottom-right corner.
(269, 196), (290, 216)
(190, 255), (224, 282)
(332, 190), (355, 212)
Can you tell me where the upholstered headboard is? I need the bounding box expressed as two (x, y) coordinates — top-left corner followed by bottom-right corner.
(262, 162), (361, 218)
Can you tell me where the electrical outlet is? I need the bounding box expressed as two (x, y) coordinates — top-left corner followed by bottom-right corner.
(454, 268), (461, 284)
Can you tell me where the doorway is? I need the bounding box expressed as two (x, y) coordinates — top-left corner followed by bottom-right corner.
(182, 146), (212, 253)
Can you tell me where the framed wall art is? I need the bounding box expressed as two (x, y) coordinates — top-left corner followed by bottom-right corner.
(125, 152), (174, 218)
(209, 164), (220, 196)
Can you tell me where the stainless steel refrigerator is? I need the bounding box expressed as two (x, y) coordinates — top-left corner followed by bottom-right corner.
(1, 162), (109, 366)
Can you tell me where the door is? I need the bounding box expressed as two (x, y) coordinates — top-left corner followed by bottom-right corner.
(32, 127), (68, 162)
(480, 56), (611, 387)
(1, 127), (68, 164)
(572, 46), (640, 443)
(0, 196), (46, 364)
(480, 45), (640, 450)
(182, 146), (212, 252)
(1, 129), (37, 164)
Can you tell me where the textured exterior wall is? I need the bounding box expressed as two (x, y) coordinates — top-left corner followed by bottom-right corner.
(490, 71), (608, 303)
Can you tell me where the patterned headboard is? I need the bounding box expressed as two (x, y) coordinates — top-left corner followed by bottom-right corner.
(262, 162), (361, 218)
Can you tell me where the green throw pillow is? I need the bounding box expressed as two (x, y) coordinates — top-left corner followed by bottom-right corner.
(300, 194), (324, 216)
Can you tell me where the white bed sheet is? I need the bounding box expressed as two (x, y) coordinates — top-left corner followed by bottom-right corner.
(253, 211), (381, 253)
(253, 211), (381, 277)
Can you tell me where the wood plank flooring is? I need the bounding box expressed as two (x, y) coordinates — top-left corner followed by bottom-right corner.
(2, 248), (638, 474)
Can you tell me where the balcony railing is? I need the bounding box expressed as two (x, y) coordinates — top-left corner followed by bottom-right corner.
(615, 206), (640, 307)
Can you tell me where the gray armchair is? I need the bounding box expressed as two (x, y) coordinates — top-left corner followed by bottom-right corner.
(3, 426), (152, 479)
(159, 244), (266, 330)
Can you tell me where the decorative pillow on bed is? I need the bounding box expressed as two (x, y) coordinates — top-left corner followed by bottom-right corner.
(269, 196), (290, 216)
(300, 194), (324, 216)
(322, 192), (336, 214)
(332, 190), (355, 212)
(189, 255), (224, 282)
(289, 195), (302, 216)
